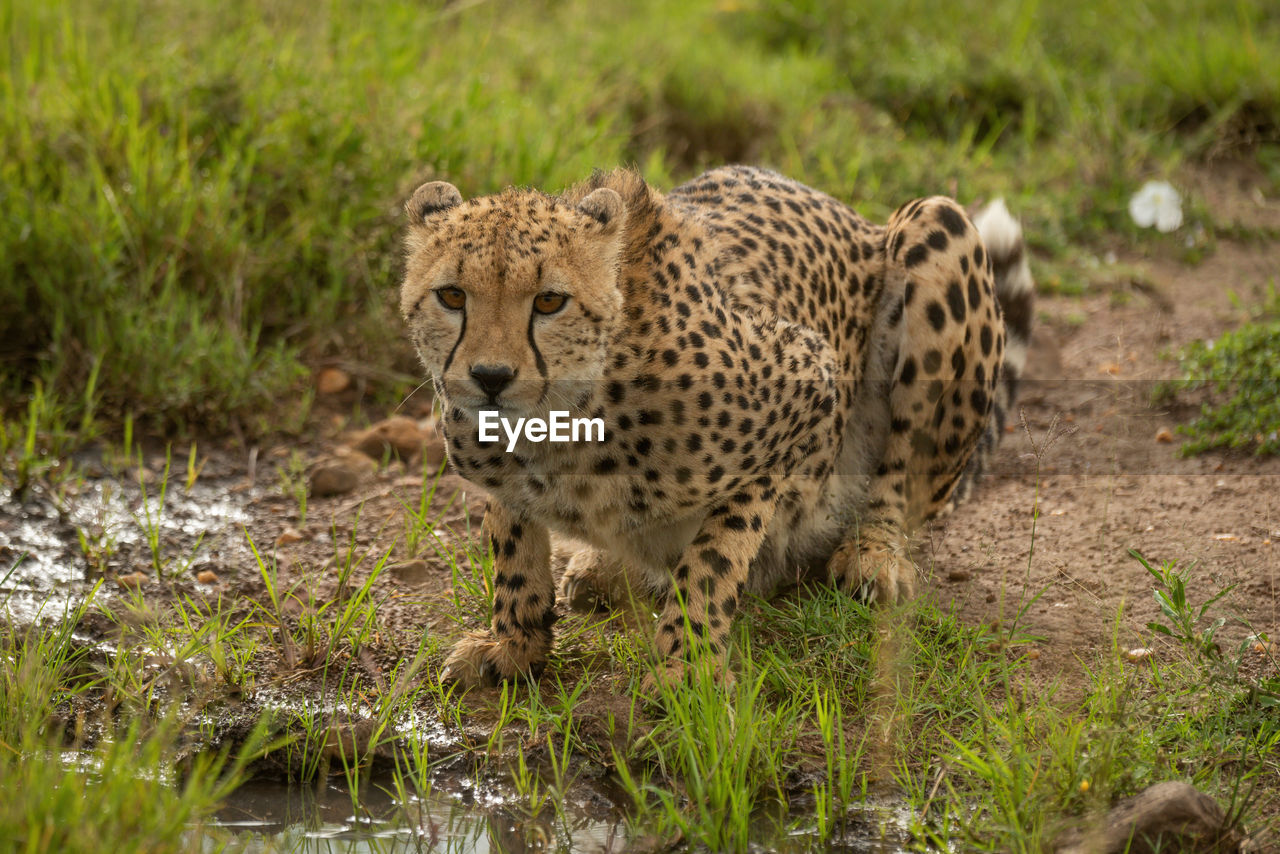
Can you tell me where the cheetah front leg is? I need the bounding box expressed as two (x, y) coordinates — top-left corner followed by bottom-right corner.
(642, 480), (778, 696)
(441, 500), (555, 688)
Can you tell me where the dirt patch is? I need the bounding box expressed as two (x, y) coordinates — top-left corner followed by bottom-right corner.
(926, 232), (1280, 689)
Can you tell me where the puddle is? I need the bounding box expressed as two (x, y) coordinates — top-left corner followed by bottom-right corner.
(196, 773), (915, 853)
(5, 458), (921, 853)
(0, 467), (253, 621)
(202, 774), (629, 853)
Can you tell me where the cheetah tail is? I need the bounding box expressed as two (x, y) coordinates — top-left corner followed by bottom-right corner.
(945, 198), (1035, 510)
(972, 199), (1034, 414)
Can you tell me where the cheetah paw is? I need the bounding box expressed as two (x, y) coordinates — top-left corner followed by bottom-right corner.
(639, 659), (735, 700)
(828, 530), (917, 605)
(439, 630), (547, 690)
(557, 547), (626, 612)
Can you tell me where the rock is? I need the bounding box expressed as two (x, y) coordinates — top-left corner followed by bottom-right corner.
(1055, 781), (1245, 854)
(117, 572), (149, 590)
(316, 367), (351, 394)
(309, 454), (375, 497)
(322, 719), (379, 762)
(196, 569), (219, 585)
(421, 434), (447, 469)
(275, 527), (305, 546)
(389, 559), (432, 586)
(350, 416), (426, 460)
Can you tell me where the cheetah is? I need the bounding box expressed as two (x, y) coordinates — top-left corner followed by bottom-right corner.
(400, 166), (1033, 691)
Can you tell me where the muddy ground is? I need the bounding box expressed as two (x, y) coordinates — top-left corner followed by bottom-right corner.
(3, 163), (1279, 838)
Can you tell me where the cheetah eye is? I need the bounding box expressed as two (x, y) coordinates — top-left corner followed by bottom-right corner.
(435, 286), (466, 310)
(532, 292), (568, 315)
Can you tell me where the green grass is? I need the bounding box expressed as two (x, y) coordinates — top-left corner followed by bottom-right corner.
(3, 0), (1278, 437)
(579, 567), (1276, 851)
(3, 452), (1277, 850)
(0, 586), (271, 854)
(1160, 284), (1280, 456)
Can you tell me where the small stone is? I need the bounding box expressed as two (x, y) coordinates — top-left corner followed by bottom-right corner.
(276, 527), (305, 546)
(1154, 428), (1174, 443)
(351, 416), (426, 460)
(310, 460), (364, 497)
(421, 435), (447, 469)
(196, 569), (219, 585)
(323, 720), (378, 761)
(316, 367), (351, 395)
(117, 572), (149, 589)
(947, 568), (971, 582)
(389, 559), (432, 586)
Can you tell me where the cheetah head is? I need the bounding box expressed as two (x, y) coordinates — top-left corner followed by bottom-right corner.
(400, 181), (626, 422)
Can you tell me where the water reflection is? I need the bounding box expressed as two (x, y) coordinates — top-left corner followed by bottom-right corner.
(203, 775), (629, 853)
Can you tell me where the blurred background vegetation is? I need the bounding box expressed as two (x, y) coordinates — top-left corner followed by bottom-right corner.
(3, 0), (1278, 437)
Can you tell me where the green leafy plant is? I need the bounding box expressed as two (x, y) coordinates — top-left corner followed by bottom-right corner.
(1133, 550), (1235, 659)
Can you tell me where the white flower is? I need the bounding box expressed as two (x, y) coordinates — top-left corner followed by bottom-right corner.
(1128, 180), (1183, 232)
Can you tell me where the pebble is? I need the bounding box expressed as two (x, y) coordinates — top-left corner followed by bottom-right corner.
(351, 416), (427, 460)
(389, 559), (432, 586)
(316, 367), (351, 394)
(276, 527), (305, 546)
(117, 572), (149, 590)
(310, 463), (359, 497)
(421, 435), (447, 469)
(309, 452), (375, 497)
(196, 569), (219, 585)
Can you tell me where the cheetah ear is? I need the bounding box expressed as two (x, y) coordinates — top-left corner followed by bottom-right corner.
(405, 181), (463, 225)
(576, 187), (625, 236)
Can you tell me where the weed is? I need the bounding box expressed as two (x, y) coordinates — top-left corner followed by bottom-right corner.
(132, 447), (170, 575)
(399, 456), (457, 558)
(183, 443), (205, 491)
(274, 449), (309, 527)
(1161, 305), (1280, 456)
(1134, 550), (1235, 660)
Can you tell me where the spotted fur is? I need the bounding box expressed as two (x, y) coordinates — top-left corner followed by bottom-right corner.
(400, 166), (1033, 689)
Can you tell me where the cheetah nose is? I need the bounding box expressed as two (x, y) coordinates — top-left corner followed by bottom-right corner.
(469, 364), (517, 398)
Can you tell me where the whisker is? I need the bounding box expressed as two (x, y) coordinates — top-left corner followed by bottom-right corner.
(393, 376), (435, 416)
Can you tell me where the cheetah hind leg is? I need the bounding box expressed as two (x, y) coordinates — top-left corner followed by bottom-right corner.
(557, 546), (635, 612)
(826, 522), (917, 605)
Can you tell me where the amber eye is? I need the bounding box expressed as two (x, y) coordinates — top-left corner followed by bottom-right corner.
(532, 292), (568, 315)
(435, 286), (466, 310)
